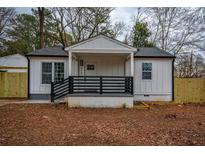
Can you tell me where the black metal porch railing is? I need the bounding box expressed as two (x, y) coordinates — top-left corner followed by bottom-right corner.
(51, 76), (133, 102)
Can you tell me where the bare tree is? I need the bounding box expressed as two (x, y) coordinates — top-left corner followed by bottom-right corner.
(111, 21), (126, 38)
(175, 52), (205, 78)
(65, 7), (114, 42)
(142, 8), (205, 55)
(0, 8), (15, 43)
(49, 7), (125, 45)
(131, 8), (148, 23)
(50, 7), (79, 46)
(38, 7), (45, 48)
(123, 33), (129, 44)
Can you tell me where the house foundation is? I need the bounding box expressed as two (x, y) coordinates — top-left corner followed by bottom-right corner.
(66, 96), (133, 108)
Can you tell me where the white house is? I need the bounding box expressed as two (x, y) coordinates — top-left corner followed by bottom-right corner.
(26, 34), (175, 108)
(0, 54), (27, 72)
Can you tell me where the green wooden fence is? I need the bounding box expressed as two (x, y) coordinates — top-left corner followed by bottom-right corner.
(0, 72), (27, 98)
(174, 78), (205, 103)
(0, 73), (204, 102)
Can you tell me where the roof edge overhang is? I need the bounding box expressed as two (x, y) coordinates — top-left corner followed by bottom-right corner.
(26, 55), (68, 58)
(67, 49), (134, 54)
(65, 34), (137, 51)
(134, 56), (176, 59)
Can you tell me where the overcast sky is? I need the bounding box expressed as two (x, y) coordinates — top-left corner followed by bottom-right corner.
(111, 8), (137, 24)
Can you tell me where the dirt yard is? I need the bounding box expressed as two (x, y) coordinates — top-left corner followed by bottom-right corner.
(0, 103), (204, 145)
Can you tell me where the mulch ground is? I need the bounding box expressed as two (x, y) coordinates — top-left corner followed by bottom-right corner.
(0, 103), (204, 146)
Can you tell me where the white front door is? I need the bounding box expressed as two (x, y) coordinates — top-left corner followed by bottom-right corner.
(85, 61), (97, 76)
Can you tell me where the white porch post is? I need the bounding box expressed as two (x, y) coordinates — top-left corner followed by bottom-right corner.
(69, 51), (72, 76)
(130, 52), (134, 76)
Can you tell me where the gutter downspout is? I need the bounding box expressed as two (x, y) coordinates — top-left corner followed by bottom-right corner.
(172, 59), (175, 101)
(26, 56), (30, 99)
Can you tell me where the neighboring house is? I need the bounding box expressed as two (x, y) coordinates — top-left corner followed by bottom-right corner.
(0, 54), (28, 72)
(26, 34), (175, 108)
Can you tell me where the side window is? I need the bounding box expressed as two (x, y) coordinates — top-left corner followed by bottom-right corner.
(87, 64), (95, 70)
(54, 62), (64, 83)
(142, 62), (152, 80)
(42, 62), (52, 84)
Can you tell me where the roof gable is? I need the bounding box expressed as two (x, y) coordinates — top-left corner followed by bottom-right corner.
(66, 35), (136, 51)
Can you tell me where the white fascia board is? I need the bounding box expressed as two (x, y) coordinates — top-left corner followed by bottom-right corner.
(69, 49), (134, 54)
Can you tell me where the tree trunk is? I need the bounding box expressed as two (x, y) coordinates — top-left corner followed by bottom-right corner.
(38, 7), (45, 49)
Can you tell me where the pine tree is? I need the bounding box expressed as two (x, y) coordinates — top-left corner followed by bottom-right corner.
(132, 21), (153, 48)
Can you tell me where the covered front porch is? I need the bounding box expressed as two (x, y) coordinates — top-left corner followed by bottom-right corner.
(69, 52), (134, 77)
(51, 51), (134, 102)
(51, 35), (136, 107)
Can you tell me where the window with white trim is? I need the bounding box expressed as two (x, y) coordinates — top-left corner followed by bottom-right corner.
(142, 62), (152, 80)
(42, 62), (64, 84)
(42, 62), (52, 84)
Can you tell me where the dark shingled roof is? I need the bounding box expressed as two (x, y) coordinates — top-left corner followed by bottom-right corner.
(134, 47), (175, 58)
(26, 43), (175, 59)
(26, 47), (68, 57)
